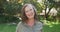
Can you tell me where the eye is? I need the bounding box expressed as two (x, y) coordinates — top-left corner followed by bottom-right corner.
(30, 9), (32, 11)
(25, 11), (28, 13)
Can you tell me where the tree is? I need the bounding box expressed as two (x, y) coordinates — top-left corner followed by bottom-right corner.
(43, 0), (60, 20)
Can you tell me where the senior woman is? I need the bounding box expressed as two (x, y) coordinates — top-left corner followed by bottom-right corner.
(16, 3), (43, 32)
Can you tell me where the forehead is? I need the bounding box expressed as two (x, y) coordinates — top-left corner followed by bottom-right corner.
(25, 4), (33, 10)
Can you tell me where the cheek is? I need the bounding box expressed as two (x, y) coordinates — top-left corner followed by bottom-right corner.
(25, 13), (28, 16)
(25, 11), (35, 17)
(25, 12), (30, 17)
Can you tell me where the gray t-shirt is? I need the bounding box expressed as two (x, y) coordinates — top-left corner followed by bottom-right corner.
(16, 21), (43, 32)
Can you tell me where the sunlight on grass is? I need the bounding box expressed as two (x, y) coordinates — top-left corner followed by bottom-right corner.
(43, 20), (60, 32)
(0, 20), (60, 32)
(42, 20), (60, 27)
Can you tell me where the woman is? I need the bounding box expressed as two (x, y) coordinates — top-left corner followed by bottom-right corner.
(16, 3), (43, 32)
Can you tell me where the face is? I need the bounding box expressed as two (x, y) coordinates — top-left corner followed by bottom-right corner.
(25, 5), (35, 19)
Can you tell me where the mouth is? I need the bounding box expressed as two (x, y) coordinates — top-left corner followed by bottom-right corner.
(28, 13), (34, 17)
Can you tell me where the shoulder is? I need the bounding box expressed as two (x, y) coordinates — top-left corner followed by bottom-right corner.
(17, 21), (23, 27)
(16, 21), (23, 29)
(17, 22), (22, 26)
(16, 22), (22, 32)
(36, 21), (43, 26)
(35, 21), (43, 28)
(35, 21), (43, 30)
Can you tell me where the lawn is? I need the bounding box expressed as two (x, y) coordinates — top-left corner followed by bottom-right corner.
(0, 23), (16, 32)
(43, 24), (60, 32)
(0, 22), (60, 32)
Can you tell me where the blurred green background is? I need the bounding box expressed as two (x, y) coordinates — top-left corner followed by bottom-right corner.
(0, 0), (60, 32)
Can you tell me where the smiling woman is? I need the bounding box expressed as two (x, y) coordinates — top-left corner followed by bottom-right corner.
(16, 3), (43, 32)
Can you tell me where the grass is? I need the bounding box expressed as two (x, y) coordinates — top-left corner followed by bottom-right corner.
(0, 24), (16, 32)
(42, 20), (60, 32)
(0, 22), (60, 32)
(43, 24), (60, 32)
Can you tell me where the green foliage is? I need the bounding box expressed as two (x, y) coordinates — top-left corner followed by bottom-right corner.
(0, 0), (60, 23)
(0, 15), (20, 23)
(57, 8), (60, 17)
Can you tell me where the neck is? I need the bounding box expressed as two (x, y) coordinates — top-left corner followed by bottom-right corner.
(27, 18), (35, 27)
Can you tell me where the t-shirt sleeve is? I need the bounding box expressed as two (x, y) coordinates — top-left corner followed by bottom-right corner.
(16, 22), (21, 32)
(39, 22), (43, 32)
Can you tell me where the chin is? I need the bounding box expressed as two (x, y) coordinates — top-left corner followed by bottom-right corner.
(28, 16), (34, 19)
